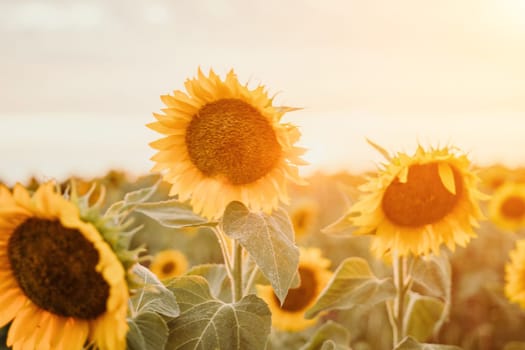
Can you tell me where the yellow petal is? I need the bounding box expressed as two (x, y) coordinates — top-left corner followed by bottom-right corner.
(438, 162), (456, 195)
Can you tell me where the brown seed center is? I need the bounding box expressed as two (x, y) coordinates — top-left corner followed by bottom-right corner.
(500, 196), (525, 220)
(7, 218), (110, 319)
(274, 266), (317, 312)
(161, 261), (176, 275)
(185, 98), (282, 185)
(382, 162), (463, 227)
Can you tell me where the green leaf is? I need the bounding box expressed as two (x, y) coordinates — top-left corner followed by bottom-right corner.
(222, 201), (299, 303)
(131, 264), (180, 318)
(134, 199), (214, 228)
(186, 264), (229, 300)
(404, 293), (445, 342)
(105, 181), (159, 217)
(300, 321), (351, 350)
(127, 311), (169, 350)
(410, 255), (451, 337)
(411, 255), (451, 300)
(306, 257), (395, 318)
(394, 336), (462, 350)
(167, 276), (271, 350)
(321, 211), (356, 234)
(124, 181), (160, 204)
(320, 340), (337, 350)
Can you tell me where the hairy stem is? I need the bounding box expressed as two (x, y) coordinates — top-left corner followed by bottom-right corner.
(392, 251), (409, 347)
(244, 263), (259, 295)
(212, 226), (235, 300)
(232, 240), (243, 302)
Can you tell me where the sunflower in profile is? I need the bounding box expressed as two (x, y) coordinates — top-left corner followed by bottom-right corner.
(289, 199), (319, 239)
(148, 68), (306, 219)
(258, 247), (332, 332)
(0, 182), (130, 350)
(150, 249), (189, 280)
(347, 145), (484, 256)
(505, 240), (525, 309)
(489, 182), (525, 231)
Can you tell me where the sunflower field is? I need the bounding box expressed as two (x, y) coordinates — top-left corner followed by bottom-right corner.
(2, 68), (525, 350)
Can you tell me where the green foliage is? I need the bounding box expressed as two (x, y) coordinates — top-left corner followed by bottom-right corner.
(130, 264), (180, 317)
(134, 199), (214, 228)
(321, 211), (356, 235)
(406, 256), (451, 342)
(167, 276), (271, 350)
(405, 293), (446, 342)
(411, 255), (451, 301)
(185, 263), (230, 301)
(127, 312), (169, 350)
(394, 337), (462, 350)
(300, 321), (352, 350)
(221, 201), (300, 303)
(127, 264), (180, 350)
(105, 181), (160, 220)
(306, 257), (396, 318)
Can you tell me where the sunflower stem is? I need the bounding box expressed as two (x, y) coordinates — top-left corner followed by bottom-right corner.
(244, 263), (259, 295)
(212, 226), (235, 296)
(392, 251), (409, 347)
(232, 240), (243, 302)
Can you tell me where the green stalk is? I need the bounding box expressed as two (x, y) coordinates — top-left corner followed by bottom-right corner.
(212, 226), (235, 301)
(392, 251), (408, 347)
(232, 240), (243, 302)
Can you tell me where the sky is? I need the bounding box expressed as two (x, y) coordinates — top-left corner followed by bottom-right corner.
(1, 0), (525, 184)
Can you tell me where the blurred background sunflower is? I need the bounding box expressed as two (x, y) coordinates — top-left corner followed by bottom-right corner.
(149, 249), (189, 281)
(489, 182), (525, 232)
(258, 247), (332, 332)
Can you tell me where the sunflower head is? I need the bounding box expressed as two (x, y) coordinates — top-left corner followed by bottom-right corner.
(0, 182), (136, 350)
(349, 145), (484, 257)
(478, 164), (510, 192)
(289, 199), (320, 239)
(257, 247), (332, 332)
(149, 249), (189, 280)
(148, 68), (306, 219)
(489, 182), (525, 232)
(505, 240), (525, 309)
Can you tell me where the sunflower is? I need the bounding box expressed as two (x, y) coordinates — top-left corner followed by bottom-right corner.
(347, 145), (484, 256)
(148, 68), (306, 219)
(489, 182), (525, 231)
(258, 247), (332, 332)
(505, 240), (525, 309)
(149, 249), (189, 280)
(0, 182), (129, 350)
(289, 199), (319, 239)
(478, 164), (510, 192)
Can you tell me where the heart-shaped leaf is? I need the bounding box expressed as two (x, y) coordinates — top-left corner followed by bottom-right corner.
(222, 201), (299, 303)
(306, 257), (395, 318)
(167, 276), (271, 350)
